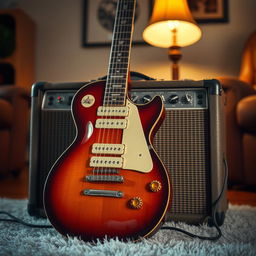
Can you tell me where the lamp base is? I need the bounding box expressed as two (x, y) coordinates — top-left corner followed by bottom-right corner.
(168, 46), (182, 80)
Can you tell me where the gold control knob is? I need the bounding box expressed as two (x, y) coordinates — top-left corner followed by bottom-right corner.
(149, 180), (162, 192)
(129, 197), (143, 209)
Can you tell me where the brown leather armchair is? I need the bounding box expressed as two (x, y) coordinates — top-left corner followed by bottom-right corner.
(0, 85), (30, 178)
(218, 30), (256, 188)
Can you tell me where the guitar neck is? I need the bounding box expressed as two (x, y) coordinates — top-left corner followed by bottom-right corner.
(104, 0), (136, 106)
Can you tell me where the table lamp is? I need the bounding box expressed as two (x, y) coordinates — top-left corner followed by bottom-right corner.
(143, 0), (202, 80)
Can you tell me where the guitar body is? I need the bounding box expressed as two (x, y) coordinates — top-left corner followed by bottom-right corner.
(44, 80), (171, 241)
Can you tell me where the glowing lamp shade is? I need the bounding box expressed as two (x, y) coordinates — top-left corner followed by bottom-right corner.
(143, 0), (202, 48)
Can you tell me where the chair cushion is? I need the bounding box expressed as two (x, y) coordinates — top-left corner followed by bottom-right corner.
(237, 95), (256, 132)
(0, 99), (13, 128)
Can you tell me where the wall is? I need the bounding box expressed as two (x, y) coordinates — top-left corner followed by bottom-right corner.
(13, 0), (256, 83)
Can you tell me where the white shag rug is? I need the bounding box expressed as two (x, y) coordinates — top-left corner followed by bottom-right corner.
(0, 198), (256, 256)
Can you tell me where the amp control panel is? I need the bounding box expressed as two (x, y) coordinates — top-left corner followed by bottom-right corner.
(42, 90), (76, 110)
(42, 88), (208, 110)
(129, 88), (208, 109)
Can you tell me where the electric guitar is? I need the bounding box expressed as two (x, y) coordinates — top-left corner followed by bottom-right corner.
(43, 0), (171, 242)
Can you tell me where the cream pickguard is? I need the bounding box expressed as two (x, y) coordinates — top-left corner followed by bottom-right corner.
(122, 100), (153, 173)
(89, 100), (153, 173)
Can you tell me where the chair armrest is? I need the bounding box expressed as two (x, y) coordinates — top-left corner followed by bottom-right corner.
(0, 85), (30, 104)
(218, 77), (255, 99)
(237, 95), (256, 132)
(0, 85), (30, 172)
(217, 77), (256, 184)
(217, 77), (256, 117)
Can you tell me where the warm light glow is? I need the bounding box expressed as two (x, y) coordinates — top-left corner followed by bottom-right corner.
(167, 20), (180, 31)
(143, 0), (202, 48)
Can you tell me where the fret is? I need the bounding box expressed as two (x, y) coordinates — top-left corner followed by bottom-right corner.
(104, 97), (126, 102)
(109, 69), (128, 73)
(112, 38), (131, 43)
(112, 43), (130, 47)
(108, 75), (126, 78)
(104, 96), (125, 101)
(109, 60), (128, 64)
(111, 50), (129, 55)
(105, 92), (125, 96)
(107, 83), (126, 88)
(105, 93), (125, 97)
(110, 70), (126, 78)
(112, 46), (130, 50)
(109, 72), (126, 76)
(113, 36), (131, 40)
(107, 81), (126, 86)
(114, 27), (132, 32)
(109, 66), (128, 69)
(111, 84), (124, 88)
(113, 31), (132, 35)
(115, 59), (127, 63)
(109, 75), (125, 78)
(110, 56), (129, 59)
(109, 68), (128, 71)
(108, 76), (127, 79)
(112, 44), (130, 48)
(109, 73), (127, 77)
(110, 65), (129, 69)
(110, 58), (129, 62)
(113, 40), (128, 45)
(111, 58), (129, 62)
(111, 48), (130, 54)
(109, 66), (128, 70)
(114, 24), (133, 29)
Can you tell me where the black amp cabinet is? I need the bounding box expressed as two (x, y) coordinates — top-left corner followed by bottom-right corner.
(28, 79), (227, 225)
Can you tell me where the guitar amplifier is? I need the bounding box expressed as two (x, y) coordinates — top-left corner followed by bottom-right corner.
(28, 79), (227, 225)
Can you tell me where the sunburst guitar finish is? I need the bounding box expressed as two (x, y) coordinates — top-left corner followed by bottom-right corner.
(43, 0), (171, 242)
(44, 81), (171, 241)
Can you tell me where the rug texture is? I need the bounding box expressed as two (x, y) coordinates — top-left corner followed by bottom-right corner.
(0, 198), (255, 256)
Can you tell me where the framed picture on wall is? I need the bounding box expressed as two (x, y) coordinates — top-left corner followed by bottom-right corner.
(82, 0), (152, 47)
(188, 0), (228, 23)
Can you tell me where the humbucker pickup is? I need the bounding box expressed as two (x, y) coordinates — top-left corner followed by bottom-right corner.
(90, 156), (123, 168)
(92, 143), (125, 154)
(95, 119), (127, 129)
(97, 106), (129, 117)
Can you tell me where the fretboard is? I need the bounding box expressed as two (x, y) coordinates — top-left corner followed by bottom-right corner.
(104, 0), (136, 106)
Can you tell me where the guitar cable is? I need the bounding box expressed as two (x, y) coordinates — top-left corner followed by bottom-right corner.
(0, 158), (228, 239)
(0, 210), (52, 228)
(161, 157), (228, 241)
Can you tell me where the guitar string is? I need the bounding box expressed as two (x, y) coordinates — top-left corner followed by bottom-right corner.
(107, 0), (135, 180)
(92, 0), (128, 180)
(105, 0), (130, 180)
(92, 0), (117, 179)
(102, 0), (125, 179)
(93, 0), (135, 181)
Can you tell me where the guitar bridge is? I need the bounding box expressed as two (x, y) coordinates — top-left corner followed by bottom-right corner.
(85, 175), (124, 183)
(83, 189), (124, 198)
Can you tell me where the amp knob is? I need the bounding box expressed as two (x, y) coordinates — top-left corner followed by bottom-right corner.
(168, 94), (179, 104)
(129, 197), (143, 209)
(142, 95), (152, 103)
(131, 95), (139, 103)
(181, 93), (193, 104)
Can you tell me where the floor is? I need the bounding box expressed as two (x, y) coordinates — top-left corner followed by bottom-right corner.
(0, 166), (256, 206)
